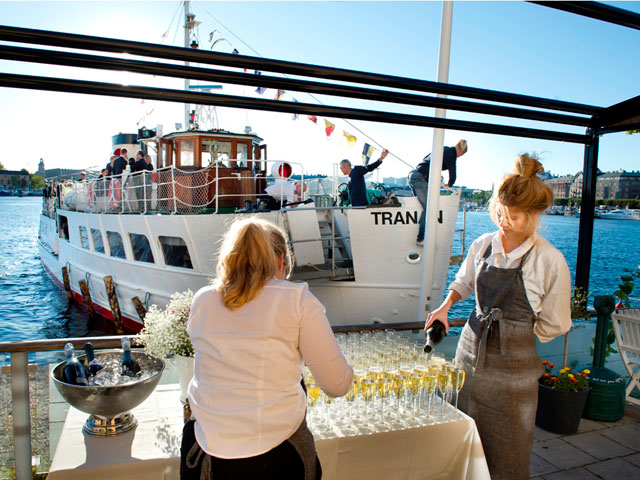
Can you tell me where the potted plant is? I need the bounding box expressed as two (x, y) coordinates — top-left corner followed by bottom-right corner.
(535, 361), (590, 435)
(137, 289), (194, 403)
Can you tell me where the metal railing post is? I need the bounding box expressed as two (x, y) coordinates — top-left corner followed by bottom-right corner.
(10, 351), (32, 480)
(142, 172), (147, 214)
(171, 167), (177, 214)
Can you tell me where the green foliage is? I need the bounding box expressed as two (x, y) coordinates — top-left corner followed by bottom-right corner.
(461, 189), (492, 205)
(0, 161), (4, 170)
(570, 287), (589, 318)
(30, 174), (45, 190)
(627, 129), (639, 135)
(614, 266), (640, 308)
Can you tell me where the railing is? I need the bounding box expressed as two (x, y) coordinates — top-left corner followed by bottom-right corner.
(53, 160), (310, 216)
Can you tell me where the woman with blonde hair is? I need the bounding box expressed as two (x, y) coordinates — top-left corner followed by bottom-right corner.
(181, 217), (352, 480)
(425, 154), (571, 479)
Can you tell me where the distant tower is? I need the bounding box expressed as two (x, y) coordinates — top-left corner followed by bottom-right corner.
(37, 158), (45, 177)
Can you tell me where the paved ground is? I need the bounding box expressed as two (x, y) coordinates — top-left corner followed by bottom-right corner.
(531, 402), (640, 479)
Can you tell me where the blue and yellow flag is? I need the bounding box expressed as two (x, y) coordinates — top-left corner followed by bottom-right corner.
(362, 143), (376, 165)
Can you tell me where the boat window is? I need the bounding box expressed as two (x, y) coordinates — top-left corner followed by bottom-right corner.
(130, 233), (154, 264)
(181, 140), (194, 167)
(91, 228), (104, 253)
(58, 215), (69, 241)
(237, 143), (248, 167)
(205, 139), (232, 167)
(159, 236), (193, 269)
(79, 226), (90, 250)
(106, 231), (126, 259)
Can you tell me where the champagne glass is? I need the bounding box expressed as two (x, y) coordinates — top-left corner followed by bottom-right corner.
(437, 369), (451, 419)
(359, 379), (377, 434)
(376, 376), (392, 431)
(423, 372), (438, 418)
(339, 380), (360, 436)
(451, 368), (466, 414)
(306, 382), (323, 429)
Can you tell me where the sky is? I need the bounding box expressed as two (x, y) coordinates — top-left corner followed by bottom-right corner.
(0, 0), (638, 189)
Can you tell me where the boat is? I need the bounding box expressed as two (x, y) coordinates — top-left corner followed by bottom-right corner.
(597, 207), (640, 221)
(36, 6), (460, 333)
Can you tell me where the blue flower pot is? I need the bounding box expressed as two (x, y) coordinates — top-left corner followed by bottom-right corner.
(535, 383), (589, 435)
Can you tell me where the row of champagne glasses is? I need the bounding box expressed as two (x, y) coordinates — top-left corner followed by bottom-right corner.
(305, 329), (466, 438)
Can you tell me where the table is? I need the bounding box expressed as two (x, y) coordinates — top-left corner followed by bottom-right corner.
(48, 384), (490, 480)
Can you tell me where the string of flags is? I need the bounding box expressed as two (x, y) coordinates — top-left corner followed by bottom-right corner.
(205, 31), (380, 164)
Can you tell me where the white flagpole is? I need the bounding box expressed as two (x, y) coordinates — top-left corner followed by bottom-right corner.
(418, 0), (454, 324)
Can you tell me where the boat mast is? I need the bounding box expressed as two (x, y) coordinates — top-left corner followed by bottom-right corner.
(418, 1), (454, 323)
(184, 0), (191, 130)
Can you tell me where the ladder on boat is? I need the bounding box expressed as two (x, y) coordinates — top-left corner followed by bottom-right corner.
(284, 207), (355, 281)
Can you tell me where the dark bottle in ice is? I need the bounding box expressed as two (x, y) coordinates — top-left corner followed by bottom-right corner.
(63, 343), (89, 386)
(84, 342), (104, 376)
(121, 337), (141, 376)
(423, 321), (447, 353)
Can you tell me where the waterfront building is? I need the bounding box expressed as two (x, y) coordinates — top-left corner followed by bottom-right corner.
(36, 158), (45, 177)
(596, 170), (640, 200)
(544, 174), (574, 198)
(0, 169), (29, 189)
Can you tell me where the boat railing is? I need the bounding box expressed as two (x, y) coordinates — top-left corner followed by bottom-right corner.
(2, 322), (470, 478)
(52, 161), (315, 216)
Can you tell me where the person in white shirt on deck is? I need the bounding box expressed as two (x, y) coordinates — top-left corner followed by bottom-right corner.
(424, 153), (571, 480)
(261, 181), (306, 210)
(181, 217), (353, 480)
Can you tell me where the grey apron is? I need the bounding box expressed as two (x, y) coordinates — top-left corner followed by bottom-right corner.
(455, 243), (542, 480)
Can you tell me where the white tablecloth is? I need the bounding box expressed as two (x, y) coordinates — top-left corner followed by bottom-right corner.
(49, 384), (490, 480)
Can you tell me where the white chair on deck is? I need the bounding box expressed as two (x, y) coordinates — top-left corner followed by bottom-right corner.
(611, 308), (640, 406)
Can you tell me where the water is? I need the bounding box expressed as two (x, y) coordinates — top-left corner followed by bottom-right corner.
(0, 198), (638, 345)
(0, 197), (114, 362)
(448, 211), (640, 318)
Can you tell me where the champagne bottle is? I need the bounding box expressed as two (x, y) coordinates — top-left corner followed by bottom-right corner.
(84, 342), (104, 376)
(63, 343), (89, 386)
(121, 337), (141, 376)
(423, 320), (447, 353)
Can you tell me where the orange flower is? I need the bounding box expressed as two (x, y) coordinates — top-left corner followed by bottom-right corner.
(542, 360), (548, 365)
(543, 373), (550, 377)
(570, 377), (577, 383)
(551, 377), (557, 382)
(549, 362), (555, 368)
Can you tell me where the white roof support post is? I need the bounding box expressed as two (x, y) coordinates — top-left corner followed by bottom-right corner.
(184, 0), (191, 129)
(418, 0), (454, 324)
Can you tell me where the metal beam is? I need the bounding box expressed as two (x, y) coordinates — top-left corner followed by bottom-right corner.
(0, 44), (594, 128)
(0, 73), (590, 144)
(0, 25), (603, 115)
(528, 1), (640, 31)
(575, 128), (600, 296)
(598, 94), (640, 129)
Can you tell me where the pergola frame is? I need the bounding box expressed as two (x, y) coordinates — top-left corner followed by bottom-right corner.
(0, 1), (639, 298)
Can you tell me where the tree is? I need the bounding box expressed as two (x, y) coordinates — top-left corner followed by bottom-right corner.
(0, 161), (5, 170)
(30, 174), (44, 191)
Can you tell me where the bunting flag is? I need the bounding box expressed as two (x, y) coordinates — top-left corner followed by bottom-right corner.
(292, 99), (299, 120)
(256, 86), (266, 95)
(275, 89), (286, 100)
(324, 120), (335, 138)
(362, 143), (376, 165)
(232, 48), (239, 55)
(343, 131), (357, 145)
(308, 115), (318, 124)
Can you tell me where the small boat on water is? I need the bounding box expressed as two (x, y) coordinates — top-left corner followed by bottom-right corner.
(598, 207), (640, 221)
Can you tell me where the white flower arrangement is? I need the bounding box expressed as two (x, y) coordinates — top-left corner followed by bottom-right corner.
(137, 290), (194, 358)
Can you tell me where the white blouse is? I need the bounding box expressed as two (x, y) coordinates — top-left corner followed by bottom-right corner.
(449, 231), (571, 343)
(187, 278), (353, 459)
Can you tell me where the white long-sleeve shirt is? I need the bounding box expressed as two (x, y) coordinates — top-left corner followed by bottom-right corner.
(449, 231), (571, 343)
(187, 278), (353, 459)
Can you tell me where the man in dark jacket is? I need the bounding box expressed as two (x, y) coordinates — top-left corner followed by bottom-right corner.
(112, 148), (128, 176)
(339, 148), (389, 207)
(409, 139), (468, 245)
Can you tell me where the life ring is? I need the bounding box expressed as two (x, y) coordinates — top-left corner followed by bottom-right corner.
(108, 178), (122, 209)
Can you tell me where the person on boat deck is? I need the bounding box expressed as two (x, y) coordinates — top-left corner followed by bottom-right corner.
(112, 148), (128, 176)
(424, 153), (571, 480)
(106, 155), (116, 177)
(339, 148), (389, 207)
(410, 139), (467, 246)
(260, 181), (307, 210)
(182, 218), (352, 480)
